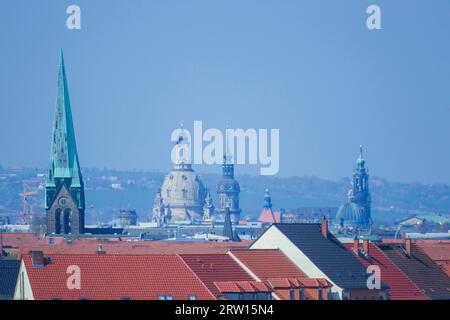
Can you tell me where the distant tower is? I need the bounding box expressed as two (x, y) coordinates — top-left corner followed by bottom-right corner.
(203, 189), (214, 221)
(222, 207), (241, 242)
(257, 189), (278, 224)
(350, 145), (371, 225)
(119, 210), (138, 227)
(45, 50), (85, 235)
(264, 189), (272, 209)
(216, 124), (241, 223)
(337, 145), (372, 228)
(152, 189), (164, 225)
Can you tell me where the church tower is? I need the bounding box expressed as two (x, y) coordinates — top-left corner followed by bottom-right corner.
(203, 189), (214, 221)
(350, 145), (371, 226)
(216, 126), (241, 223)
(45, 50), (85, 235)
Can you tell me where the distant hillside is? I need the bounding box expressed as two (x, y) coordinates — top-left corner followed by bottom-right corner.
(1, 167), (450, 225)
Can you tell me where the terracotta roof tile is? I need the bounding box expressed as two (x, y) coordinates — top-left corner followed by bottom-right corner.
(377, 243), (450, 300)
(214, 281), (271, 293)
(343, 242), (429, 300)
(229, 249), (306, 280)
(257, 208), (280, 224)
(180, 254), (254, 297)
(265, 277), (331, 289)
(23, 253), (215, 300)
(415, 241), (450, 262)
(18, 240), (251, 255)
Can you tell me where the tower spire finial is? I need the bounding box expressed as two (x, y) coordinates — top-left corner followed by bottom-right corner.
(357, 144), (365, 167)
(224, 121), (231, 164)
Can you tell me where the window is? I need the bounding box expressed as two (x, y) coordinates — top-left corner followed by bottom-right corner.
(121, 297), (132, 300)
(188, 295), (197, 300)
(289, 289), (295, 300)
(158, 295), (173, 300)
(298, 288), (304, 300)
(318, 288), (323, 300)
(80, 297), (89, 300)
(52, 297), (62, 300)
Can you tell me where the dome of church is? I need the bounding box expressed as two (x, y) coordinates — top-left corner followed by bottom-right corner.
(160, 165), (206, 222)
(336, 202), (368, 227)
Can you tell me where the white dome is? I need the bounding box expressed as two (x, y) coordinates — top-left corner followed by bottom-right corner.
(160, 164), (206, 222)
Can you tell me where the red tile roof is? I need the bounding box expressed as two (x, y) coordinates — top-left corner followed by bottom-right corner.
(377, 243), (450, 300)
(23, 253), (215, 300)
(265, 278), (331, 289)
(257, 208), (281, 224)
(441, 262), (450, 277)
(180, 254), (255, 297)
(415, 241), (450, 261)
(18, 239), (251, 255)
(228, 249), (306, 280)
(214, 281), (271, 293)
(343, 242), (429, 300)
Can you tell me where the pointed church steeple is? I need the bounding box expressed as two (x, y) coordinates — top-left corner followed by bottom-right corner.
(47, 49), (82, 185)
(222, 208), (240, 242)
(356, 144), (366, 168)
(45, 50), (85, 235)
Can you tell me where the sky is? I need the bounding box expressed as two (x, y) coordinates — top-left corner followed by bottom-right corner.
(0, 0), (449, 184)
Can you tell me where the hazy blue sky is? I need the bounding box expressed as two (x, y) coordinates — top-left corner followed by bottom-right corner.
(0, 1), (449, 183)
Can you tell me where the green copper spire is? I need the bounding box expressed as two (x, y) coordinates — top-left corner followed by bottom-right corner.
(356, 144), (365, 167)
(46, 49), (82, 187)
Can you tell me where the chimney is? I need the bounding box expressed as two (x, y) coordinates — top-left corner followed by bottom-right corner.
(362, 240), (370, 256)
(353, 237), (359, 254)
(31, 250), (45, 268)
(321, 216), (328, 238)
(405, 239), (412, 256)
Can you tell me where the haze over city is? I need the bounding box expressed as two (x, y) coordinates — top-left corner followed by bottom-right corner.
(1, 0), (450, 184)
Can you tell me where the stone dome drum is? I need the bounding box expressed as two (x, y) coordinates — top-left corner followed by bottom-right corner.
(160, 164), (206, 223)
(336, 202), (369, 227)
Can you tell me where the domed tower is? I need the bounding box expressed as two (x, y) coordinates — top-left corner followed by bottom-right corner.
(336, 145), (371, 228)
(351, 145), (371, 223)
(216, 131), (241, 223)
(153, 124), (207, 224)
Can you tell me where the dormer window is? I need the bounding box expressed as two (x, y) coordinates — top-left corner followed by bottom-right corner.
(289, 289), (295, 300)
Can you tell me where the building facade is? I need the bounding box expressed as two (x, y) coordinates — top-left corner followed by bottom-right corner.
(45, 50), (85, 235)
